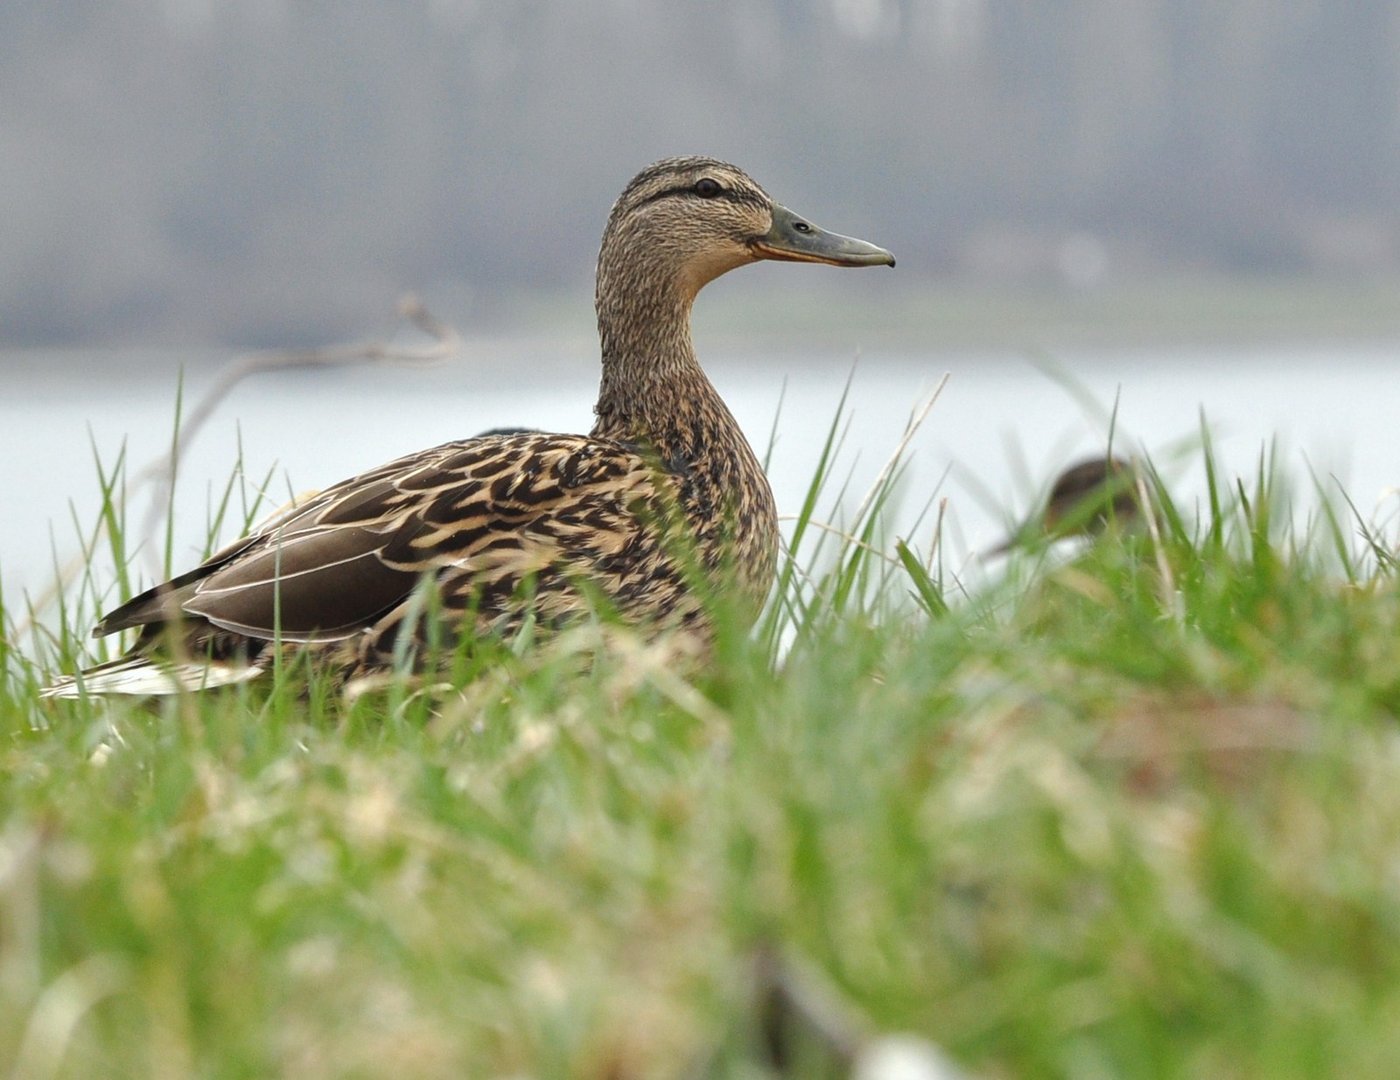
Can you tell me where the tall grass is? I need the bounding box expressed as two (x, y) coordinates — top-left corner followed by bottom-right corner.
(4, 389), (1400, 1078)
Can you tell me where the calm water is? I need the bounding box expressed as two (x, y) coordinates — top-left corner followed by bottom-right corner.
(3, 340), (1399, 608)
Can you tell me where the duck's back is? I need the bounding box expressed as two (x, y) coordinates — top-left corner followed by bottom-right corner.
(86, 428), (762, 683)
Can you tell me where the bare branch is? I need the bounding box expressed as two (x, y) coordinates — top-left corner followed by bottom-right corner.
(17, 298), (462, 639)
(133, 294), (461, 582)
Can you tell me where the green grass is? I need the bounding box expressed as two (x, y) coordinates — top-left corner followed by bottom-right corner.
(5, 405), (1400, 1078)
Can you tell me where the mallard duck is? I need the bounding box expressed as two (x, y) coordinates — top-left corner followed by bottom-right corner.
(985, 455), (1143, 557)
(43, 157), (894, 697)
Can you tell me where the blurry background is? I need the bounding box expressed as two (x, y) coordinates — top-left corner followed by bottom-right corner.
(3, 0), (1399, 345)
(4, 0), (1400, 604)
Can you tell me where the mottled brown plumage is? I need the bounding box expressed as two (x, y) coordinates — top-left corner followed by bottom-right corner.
(44, 157), (894, 696)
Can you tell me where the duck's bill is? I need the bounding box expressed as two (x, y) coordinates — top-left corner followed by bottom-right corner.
(751, 204), (896, 267)
(979, 529), (1027, 561)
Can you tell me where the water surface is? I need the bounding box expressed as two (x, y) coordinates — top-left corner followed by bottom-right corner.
(3, 340), (1398, 611)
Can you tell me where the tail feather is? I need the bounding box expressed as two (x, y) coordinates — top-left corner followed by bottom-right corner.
(41, 655), (263, 699)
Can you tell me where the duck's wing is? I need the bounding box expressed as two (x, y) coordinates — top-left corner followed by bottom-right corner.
(95, 433), (661, 644)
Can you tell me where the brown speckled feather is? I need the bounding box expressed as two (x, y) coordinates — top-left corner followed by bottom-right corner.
(97, 433), (690, 669)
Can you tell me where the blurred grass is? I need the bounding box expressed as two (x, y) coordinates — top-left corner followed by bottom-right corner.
(5, 405), (1400, 1078)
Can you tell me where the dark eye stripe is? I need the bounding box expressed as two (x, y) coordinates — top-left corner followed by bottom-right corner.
(631, 183), (767, 213)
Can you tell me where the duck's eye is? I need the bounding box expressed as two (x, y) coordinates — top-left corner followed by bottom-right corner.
(693, 178), (722, 199)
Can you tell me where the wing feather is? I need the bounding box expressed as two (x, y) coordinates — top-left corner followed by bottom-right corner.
(185, 527), (419, 640)
(97, 432), (667, 646)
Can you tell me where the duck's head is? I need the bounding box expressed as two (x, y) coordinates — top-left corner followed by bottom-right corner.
(984, 455), (1144, 558)
(599, 157), (894, 301)
(1040, 457), (1142, 536)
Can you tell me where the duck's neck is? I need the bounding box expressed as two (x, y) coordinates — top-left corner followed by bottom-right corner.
(588, 236), (778, 616)
(591, 255), (736, 453)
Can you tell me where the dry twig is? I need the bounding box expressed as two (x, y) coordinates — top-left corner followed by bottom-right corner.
(17, 297), (461, 637)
